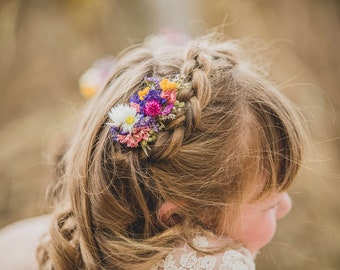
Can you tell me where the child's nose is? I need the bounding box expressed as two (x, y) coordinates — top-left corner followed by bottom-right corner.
(276, 192), (292, 220)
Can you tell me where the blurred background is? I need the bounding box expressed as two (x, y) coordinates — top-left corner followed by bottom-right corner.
(0, 0), (339, 269)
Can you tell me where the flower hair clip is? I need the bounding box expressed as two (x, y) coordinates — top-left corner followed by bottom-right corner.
(79, 56), (116, 99)
(107, 76), (189, 155)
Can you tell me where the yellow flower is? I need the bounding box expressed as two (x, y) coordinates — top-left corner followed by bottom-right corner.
(160, 78), (178, 92)
(125, 115), (135, 125)
(138, 87), (150, 100)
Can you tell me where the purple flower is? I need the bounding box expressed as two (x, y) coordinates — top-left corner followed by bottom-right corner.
(162, 103), (174, 115)
(130, 93), (141, 104)
(136, 116), (156, 128)
(110, 126), (119, 140)
(144, 76), (160, 89)
(144, 89), (165, 103)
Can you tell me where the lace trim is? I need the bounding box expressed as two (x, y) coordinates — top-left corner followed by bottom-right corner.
(152, 235), (255, 270)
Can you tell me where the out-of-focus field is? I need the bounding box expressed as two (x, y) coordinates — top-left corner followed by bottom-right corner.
(0, 0), (339, 269)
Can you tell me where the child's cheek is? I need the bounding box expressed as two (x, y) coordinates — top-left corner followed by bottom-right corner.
(240, 210), (277, 255)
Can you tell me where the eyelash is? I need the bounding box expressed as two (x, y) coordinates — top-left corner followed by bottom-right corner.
(269, 201), (281, 210)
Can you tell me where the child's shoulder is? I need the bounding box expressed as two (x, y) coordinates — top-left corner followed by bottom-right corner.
(152, 233), (255, 270)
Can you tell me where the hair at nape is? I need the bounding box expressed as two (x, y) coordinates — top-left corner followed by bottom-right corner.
(37, 33), (304, 270)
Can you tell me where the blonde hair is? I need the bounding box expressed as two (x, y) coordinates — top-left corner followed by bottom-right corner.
(37, 34), (304, 269)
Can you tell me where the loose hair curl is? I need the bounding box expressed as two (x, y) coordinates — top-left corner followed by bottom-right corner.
(37, 34), (304, 270)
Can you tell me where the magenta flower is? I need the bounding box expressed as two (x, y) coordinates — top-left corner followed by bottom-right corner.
(144, 100), (162, 116)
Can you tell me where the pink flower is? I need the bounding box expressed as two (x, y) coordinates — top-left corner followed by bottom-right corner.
(130, 102), (140, 113)
(161, 90), (176, 103)
(134, 128), (150, 141)
(117, 134), (139, 148)
(117, 128), (151, 148)
(144, 100), (162, 116)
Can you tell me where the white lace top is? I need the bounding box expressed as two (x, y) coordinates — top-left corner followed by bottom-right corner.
(152, 235), (255, 270)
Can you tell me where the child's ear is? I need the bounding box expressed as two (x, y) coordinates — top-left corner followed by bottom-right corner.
(157, 201), (179, 225)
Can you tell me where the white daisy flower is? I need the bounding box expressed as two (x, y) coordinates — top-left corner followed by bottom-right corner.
(108, 104), (140, 132)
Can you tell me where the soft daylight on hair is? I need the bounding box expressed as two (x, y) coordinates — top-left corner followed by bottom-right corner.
(37, 33), (304, 270)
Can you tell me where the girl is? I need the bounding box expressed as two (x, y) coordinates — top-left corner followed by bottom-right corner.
(2, 33), (305, 270)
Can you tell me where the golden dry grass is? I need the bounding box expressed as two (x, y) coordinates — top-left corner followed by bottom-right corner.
(0, 0), (339, 269)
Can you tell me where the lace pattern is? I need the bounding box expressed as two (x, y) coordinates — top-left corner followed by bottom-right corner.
(152, 235), (255, 270)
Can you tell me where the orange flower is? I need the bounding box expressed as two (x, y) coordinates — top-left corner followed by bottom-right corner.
(159, 78), (178, 92)
(138, 87), (150, 100)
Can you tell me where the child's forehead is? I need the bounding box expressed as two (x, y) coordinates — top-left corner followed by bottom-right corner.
(242, 178), (282, 203)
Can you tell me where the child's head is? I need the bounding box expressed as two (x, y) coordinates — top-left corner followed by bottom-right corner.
(41, 34), (304, 269)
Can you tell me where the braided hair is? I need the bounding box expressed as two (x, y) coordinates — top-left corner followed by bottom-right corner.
(37, 34), (304, 270)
